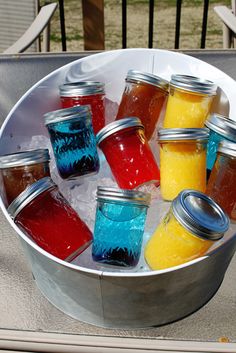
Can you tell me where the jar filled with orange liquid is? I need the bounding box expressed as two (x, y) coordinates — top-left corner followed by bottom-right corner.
(163, 74), (217, 128)
(158, 128), (209, 201)
(206, 140), (236, 222)
(145, 189), (229, 270)
(116, 70), (169, 140)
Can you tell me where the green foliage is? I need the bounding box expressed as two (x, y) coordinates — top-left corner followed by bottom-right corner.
(50, 34), (61, 43)
(67, 34), (83, 41)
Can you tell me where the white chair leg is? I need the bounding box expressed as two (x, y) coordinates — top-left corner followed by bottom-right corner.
(222, 23), (231, 48)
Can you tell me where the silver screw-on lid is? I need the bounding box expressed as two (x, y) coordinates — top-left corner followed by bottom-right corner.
(157, 128), (209, 142)
(96, 117), (144, 145)
(172, 189), (229, 241)
(170, 74), (217, 95)
(218, 140), (236, 158)
(59, 81), (105, 97)
(126, 69), (169, 91)
(44, 105), (91, 125)
(0, 149), (50, 169)
(8, 177), (56, 219)
(97, 186), (151, 206)
(205, 113), (236, 141)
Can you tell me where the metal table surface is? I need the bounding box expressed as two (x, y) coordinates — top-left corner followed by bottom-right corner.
(0, 50), (236, 352)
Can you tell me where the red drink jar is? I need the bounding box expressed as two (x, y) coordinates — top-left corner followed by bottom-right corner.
(206, 140), (236, 222)
(59, 81), (105, 134)
(116, 70), (169, 140)
(96, 117), (160, 189)
(0, 149), (50, 207)
(8, 177), (93, 261)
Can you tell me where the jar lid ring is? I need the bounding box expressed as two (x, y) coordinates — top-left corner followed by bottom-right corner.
(96, 117), (144, 145)
(8, 177), (56, 219)
(172, 189), (229, 241)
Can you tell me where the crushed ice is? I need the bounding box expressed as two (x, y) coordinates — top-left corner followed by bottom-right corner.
(20, 132), (167, 273)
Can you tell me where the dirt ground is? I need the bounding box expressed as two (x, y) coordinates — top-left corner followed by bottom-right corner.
(48, 0), (231, 52)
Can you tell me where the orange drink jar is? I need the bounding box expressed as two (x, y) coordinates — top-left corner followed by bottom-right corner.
(158, 128), (209, 201)
(145, 189), (229, 270)
(116, 70), (169, 140)
(163, 74), (217, 128)
(206, 140), (236, 222)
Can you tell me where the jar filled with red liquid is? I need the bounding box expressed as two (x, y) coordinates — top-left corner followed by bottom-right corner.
(8, 177), (93, 261)
(206, 140), (236, 222)
(0, 149), (50, 207)
(116, 70), (169, 140)
(96, 117), (160, 189)
(59, 81), (105, 134)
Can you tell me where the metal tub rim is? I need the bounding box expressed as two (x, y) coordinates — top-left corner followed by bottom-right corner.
(1, 48), (236, 279)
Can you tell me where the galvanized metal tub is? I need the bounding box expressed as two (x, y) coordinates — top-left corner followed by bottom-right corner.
(1, 49), (236, 328)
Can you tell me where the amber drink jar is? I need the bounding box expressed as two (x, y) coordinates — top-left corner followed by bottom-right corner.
(206, 140), (236, 222)
(0, 149), (50, 206)
(116, 70), (169, 140)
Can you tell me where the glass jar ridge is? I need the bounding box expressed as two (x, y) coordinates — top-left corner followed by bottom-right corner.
(125, 69), (169, 91)
(97, 186), (151, 206)
(170, 74), (217, 95)
(59, 81), (105, 96)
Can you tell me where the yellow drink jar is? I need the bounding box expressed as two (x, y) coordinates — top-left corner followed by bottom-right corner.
(163, 74), (217, 128)
(158, 128), (209, 201)
(145, 189), (229, 270)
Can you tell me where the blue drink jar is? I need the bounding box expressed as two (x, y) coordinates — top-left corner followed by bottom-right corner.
(44, 105), (99, 179)
(205, 113), (236, 174)
(92, 187), (151, 267)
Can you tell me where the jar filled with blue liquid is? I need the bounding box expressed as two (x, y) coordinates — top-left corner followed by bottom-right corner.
(44, 105), (99, 179)
(205, 113), (236, 175)
(92, 187), (151, 268)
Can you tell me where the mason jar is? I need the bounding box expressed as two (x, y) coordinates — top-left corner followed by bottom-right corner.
(96, 117), (160, 189)
(59, 81), (105, 134)
(145, 189), (229, 270)
(0, 149), (50, 206)
(116, 70), (169, 140)
(92, 186), (151, 267)
(44, 105), (99, 180)
(206, 140), (236, 222)
(8, 177), (93, 261)
(158, 128), (209, 201)
(205, 113), (236, 174)
(163, 74), (217, 128)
